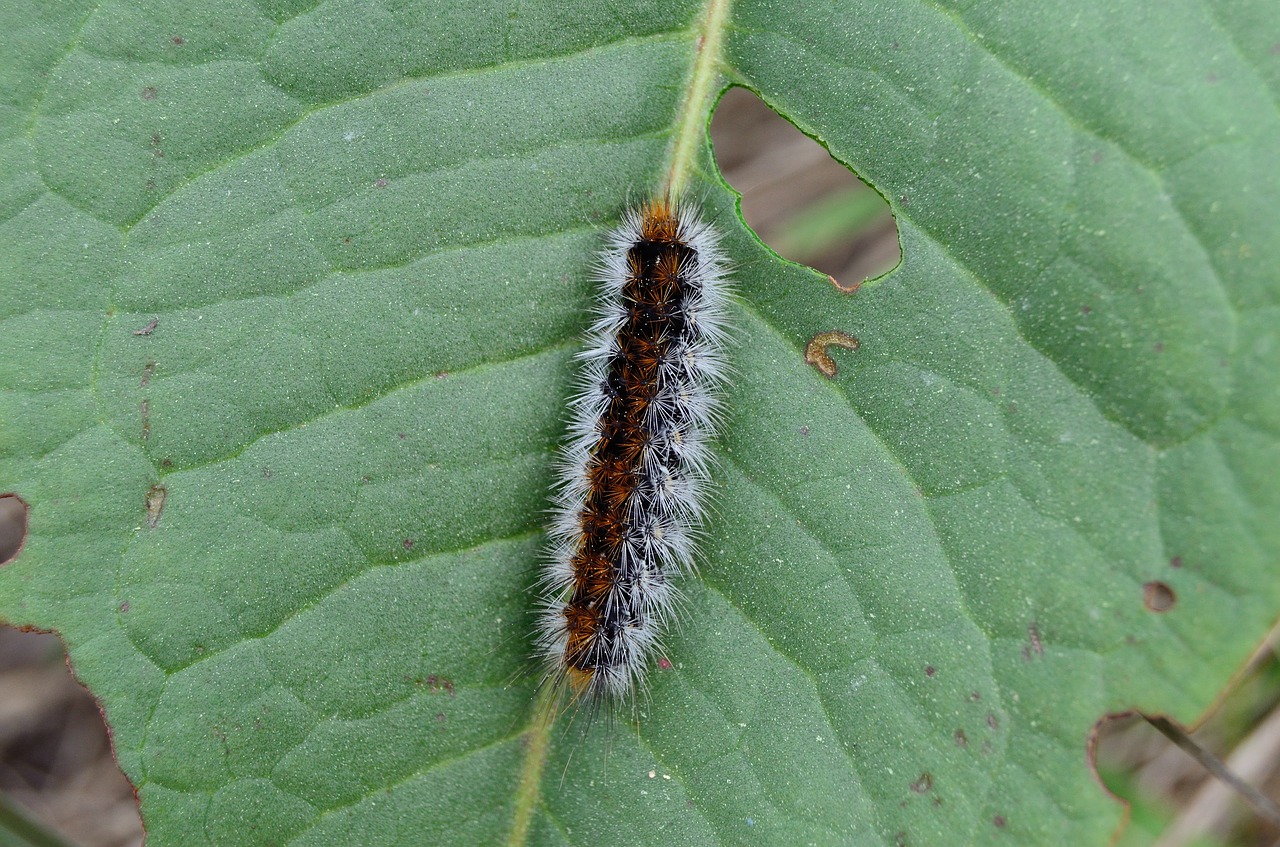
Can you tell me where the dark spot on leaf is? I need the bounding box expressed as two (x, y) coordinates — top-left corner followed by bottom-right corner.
(435, 371), (450, 380)
(149, 132), (162, 147)
(1022, 622), (1043, 660)
(133, 318), (159, 336)
(910, 772), (933, 793)
(374, 178), (389, 188)
(194, 645), (205, 655)
(799, 425), (810, 436)
(140, 361), (156, 388)
(145, 484), (166, 529)
(1170, 555), (1182, 568)
(658, 656), (672, 670)
(0, 494), (30, 565)
(804, 330), (860, 378)
(969, 691), (981, 702)
(993, 815), (1006, 829)
(140, 86), (158, 101)
(1080, 304), (1092, 314)
(119, 601), (130, 613)
(435, 712), (446, 723)
(987, 713), (999, 730)
(397, 432), (407, 440)
(954, 729), (968, 747)
(1143, 581), (1176, 612)
(924, 665), (936, 677)
(894, 832), (908, 847)
(140, 399), (150, 441)
(145, 178), (156, 192)
(153, 148), (165, 159)
(402, 538), (414, 550)
(427, 675), (455, 695)
(262, 467), (272, 478)
(1153, 341), (1164, 354)
(161, 458), (173, 469)
(171, 35), (185, 45)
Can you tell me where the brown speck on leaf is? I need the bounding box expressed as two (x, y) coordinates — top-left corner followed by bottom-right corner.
(171, 35), (185, 45)
(133, 318), (159, 336)
(1170, 555), (1183, 568)
(141, 86), (158, 101)
(993, 815), (1006, 829)
(145, 178), (156, 192)
(969, 691), (981, 702)
(954, 729), (968, 747)
(658, 656), (672, 670)
(804, 329), (860, 378)
(1143, 581), (1176, 612)
(1153, 341), (1164, 354)
(987, 713), (999, 730)
(145, 484), (167, 529)
(1022, 621), (1043, 660)
(141, 361), (156, 388)
(910, 772), (933, 793)
(799, 425), (810, 436)
(426, 675), (456, 696)
(140, 399), (150, 441)
(435, 371), (450, 380)
(402, 538), (414, 550)
(1080, 304), (1092, 314)
(925, 665), (936, 677)
(118, 601), (130, 613)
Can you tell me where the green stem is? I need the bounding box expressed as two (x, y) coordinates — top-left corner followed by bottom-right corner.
(505, 682), (559, 847)
(662, 0), (733, 199)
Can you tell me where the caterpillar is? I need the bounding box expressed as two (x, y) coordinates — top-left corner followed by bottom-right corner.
(536, 197), (731, 706)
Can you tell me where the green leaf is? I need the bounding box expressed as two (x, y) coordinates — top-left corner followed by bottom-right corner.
(2, 1), (1277, 845)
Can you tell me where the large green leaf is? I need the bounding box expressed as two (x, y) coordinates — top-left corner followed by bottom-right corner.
(2, 0), (1277, 845)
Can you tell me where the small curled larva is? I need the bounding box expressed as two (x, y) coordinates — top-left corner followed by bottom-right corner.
(535, 197), (731, 705)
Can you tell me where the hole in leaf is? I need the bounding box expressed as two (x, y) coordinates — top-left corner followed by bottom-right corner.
(0, 627), (144, 845)
(0, 494), (28, 565)
(710, 87), (900, 289)
(1142, 581), (1176, 613)
(1092, 644), (1280, 843)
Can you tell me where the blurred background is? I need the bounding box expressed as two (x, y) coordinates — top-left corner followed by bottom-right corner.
(0, 86), (1276, 847)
